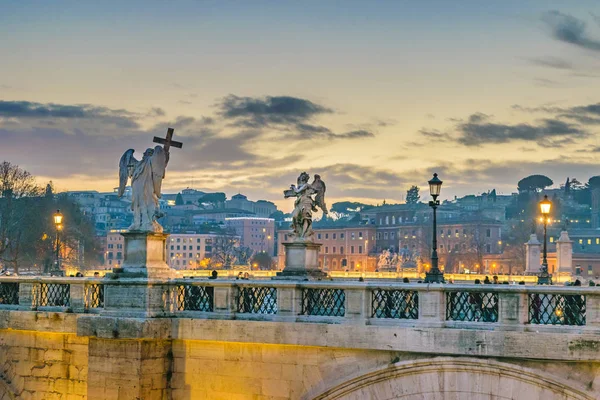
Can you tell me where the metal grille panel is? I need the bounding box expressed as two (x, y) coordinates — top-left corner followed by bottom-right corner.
(446, 291), (498, 322)
(301, 288), (345, 316)
(238, 287), (277, 314)
(372, 289), (418, 319)
(85, 284), (104, 309)
(40, 283), (70, 307)
(529, 293), (586, 326)
(177, 285), (214, 312)
(0, 282), (19, 305)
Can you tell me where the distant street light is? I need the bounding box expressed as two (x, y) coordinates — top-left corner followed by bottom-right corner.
(538, 195), (552, 285)
(424, 173), (444, 283)
(53, 210), (63, 273)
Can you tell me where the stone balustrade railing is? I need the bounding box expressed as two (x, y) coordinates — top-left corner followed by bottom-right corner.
(1, 276), (599, 332)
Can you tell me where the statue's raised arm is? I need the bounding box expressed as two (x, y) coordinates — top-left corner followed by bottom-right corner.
(150, 145), (167, 199)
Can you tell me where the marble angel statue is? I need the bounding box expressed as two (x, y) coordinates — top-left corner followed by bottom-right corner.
(118, 146), (169, 232)
(284, 172), (328, 241)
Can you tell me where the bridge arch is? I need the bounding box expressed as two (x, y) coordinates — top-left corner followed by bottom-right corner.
(310, 357), (596, 400)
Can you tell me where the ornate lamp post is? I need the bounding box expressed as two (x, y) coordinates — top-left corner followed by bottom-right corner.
(53, 210), (63, 273)
(424, 173), (444, 283)
(538, 195), (552, 285)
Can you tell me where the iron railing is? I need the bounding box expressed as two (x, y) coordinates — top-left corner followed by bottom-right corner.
(0, 282), (19, 305)
(177, 285), (214, 312)
(39, 283), (70, 307)
(446, 291), (498, 322)
(529, 293), (586, 326)
(238, 286), (277, 314)
(85, 284), (104, 309)
(371, 289), (418, 319)
(301, 288), (345, 317)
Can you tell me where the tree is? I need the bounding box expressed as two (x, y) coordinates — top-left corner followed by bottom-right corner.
(251, 252), (273, 270)
(269, 210), (285, 222)
(406, 186), (420, 204)
(589, 176), (600, 189)
(517, 175), (553, 193)
(175, 192), (184, 206)
(234, 246), (254, 266)
(199, 192), (226, 209)
(210, 229), (239, 269)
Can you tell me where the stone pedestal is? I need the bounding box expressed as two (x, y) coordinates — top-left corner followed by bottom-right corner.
(556, 230), (573, 274)
(103, 231), (177, 317)
(111, 231), (176, 279)
(274, 241), (329, 280)
(525, 234), (541, 274)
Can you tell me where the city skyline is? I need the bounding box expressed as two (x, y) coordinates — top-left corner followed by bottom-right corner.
(2, 1), (600, 211)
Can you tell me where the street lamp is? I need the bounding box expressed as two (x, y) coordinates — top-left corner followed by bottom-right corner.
(424, 173), (444, 283)
(53, 210), (63, 273)
(538, 195), (552, 285)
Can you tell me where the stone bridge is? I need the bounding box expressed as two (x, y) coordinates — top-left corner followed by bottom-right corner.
(0, 277), (598, 399)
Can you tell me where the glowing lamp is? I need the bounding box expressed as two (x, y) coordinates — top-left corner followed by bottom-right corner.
(428, 173), (443, 198)
(539, 195), (552, 215)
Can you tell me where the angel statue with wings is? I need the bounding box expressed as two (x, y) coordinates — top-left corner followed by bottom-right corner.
(283, 172), (328, 241)
(118, 145), (169, 232)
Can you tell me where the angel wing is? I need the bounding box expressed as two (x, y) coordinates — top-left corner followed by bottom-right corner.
(150, 145), (167, 198)
(311, 177), (328, 215)
(118, 149), (137, 197)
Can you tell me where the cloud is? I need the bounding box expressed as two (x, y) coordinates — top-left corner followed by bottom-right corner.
(541, 11), (600, 52)
(418, 129), (452, 141)
(215, 94), (374, 141)
(218, 94), (333, 127)
(513, 101), (600, 125)
(0, 100), (140, 129)
(456, 116), (587, 147)
(533, 78), (562, 87)
(528, 56), (573, 70)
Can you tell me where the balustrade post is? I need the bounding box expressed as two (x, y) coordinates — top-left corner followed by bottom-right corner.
(18, 282), (36, 310)
(418, 287), (445, 325)
(213, 284), (236, 316)
(345, 286), (368, 322)
(498, 290), (527, 326)
(69, 281), (85, 313)
(276, 285), (302, 319)
(586, 293), (600, 327)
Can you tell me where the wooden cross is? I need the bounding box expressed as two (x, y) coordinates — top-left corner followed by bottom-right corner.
(153, 128), (183, 152)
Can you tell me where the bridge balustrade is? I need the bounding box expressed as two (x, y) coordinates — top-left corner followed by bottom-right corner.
(1, 277), (598, 332)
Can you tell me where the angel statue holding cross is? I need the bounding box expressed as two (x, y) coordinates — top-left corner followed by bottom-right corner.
(118, 128), (182, 232)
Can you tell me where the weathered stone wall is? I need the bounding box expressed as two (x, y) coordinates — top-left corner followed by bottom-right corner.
(0, 329), (88, 400)
(170, 340), (400, 399)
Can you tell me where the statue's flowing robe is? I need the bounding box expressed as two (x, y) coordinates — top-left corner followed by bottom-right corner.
(129, 146), (167, 232)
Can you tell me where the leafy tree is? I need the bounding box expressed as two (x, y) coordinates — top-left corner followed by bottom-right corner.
(330, 201), (370, 214)
(406, 186), (420, 204)
(589, 176), (600, 189)
(517, 175), (553, 193)
(251, 252), (273, 270)
(199, 192), (226, 209)
(269, 210), (285, 221)
(175, 193), (184, 206)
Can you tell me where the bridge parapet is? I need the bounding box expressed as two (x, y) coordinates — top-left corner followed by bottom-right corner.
(1, 276), (598, 333)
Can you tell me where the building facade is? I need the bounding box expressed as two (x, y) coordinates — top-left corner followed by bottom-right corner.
(226, 217), (275, 256)
(277, 226), (377, 271)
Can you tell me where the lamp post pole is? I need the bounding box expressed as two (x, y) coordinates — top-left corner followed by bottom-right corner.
(425, 173), (445, 283)
(538, 195), (552, 285)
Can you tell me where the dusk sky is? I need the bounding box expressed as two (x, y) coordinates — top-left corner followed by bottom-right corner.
(1, 1), (600, 211)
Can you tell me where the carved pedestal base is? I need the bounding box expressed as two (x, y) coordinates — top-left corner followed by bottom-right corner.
(274, 242), (329, 280)
(103, 231), (177, 317)
(109, 231), (176, 279)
